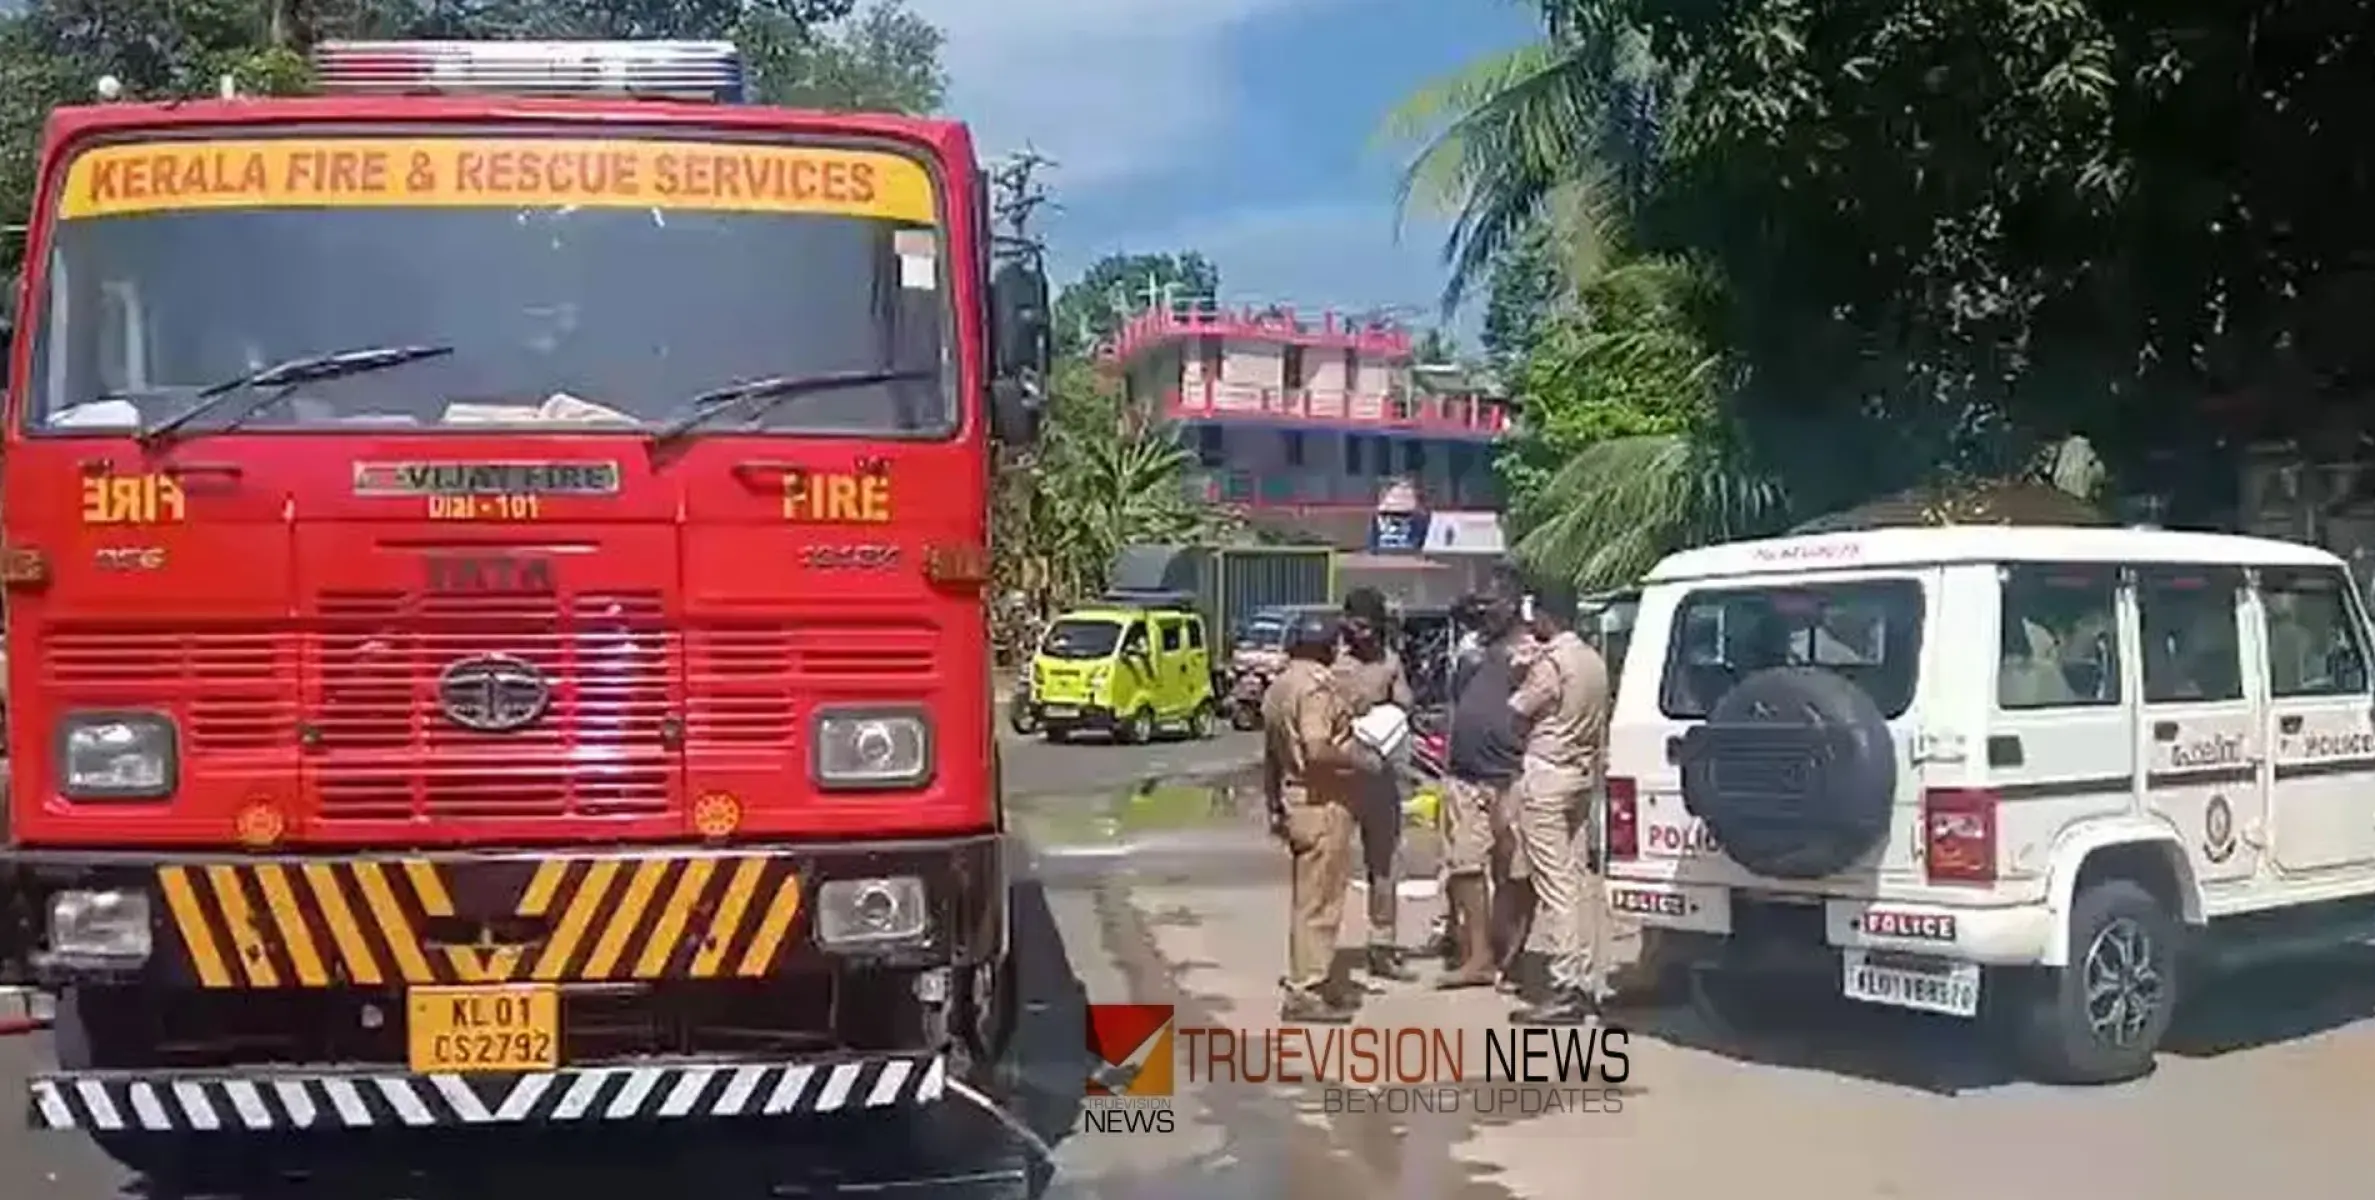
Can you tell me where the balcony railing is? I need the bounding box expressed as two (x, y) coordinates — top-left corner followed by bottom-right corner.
(1186, 469), (1501, 511)
(1163, 384), (1509, 437)
(1107, 304), (1412, 364)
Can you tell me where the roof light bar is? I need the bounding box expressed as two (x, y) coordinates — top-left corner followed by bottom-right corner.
(311, 40), (747, 103)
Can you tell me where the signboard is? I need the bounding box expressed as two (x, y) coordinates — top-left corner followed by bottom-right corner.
(1421, 511), (1507, 555)
(1369, 511), (1430, 554)
(59, 138), (936, 223)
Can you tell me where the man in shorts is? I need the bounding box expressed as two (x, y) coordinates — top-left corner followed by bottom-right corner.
(1333, 587), (1418, 982)
(1435, 593), (1528, 988)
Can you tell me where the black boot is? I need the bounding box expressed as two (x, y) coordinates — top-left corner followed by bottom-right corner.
(1367, 944), (1417, 982)
(1281, 988), (1357, 1024)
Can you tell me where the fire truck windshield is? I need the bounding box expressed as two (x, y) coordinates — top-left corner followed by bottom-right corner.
(28, 137), (953, 439)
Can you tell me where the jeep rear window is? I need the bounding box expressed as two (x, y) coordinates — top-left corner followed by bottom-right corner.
(1659, 579), (1925, 719)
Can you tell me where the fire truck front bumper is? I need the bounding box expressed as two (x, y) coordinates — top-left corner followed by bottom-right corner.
(8, 835), (1013, 1134)
(31, 1054), (950, 1132)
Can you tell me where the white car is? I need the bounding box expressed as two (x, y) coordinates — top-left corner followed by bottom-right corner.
(1602, 524), (2375, 1083)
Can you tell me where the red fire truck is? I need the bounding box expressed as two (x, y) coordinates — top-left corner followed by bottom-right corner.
(0, 38), (1066, 1184)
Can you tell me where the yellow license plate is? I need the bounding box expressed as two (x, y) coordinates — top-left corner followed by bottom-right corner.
(406, 984), (560, 1074)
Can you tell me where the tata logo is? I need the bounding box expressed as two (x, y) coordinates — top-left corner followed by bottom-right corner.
(436, 654), (552, 733)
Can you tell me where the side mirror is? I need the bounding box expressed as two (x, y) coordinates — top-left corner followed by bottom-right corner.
(991, 260), (1049, 445)
(992, 378), (1041, 446)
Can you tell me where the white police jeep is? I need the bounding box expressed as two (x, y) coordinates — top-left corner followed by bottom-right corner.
(1602, 525), (2375, 1082)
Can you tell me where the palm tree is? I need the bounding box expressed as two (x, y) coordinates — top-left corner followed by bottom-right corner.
(1382, 5), (1667, 308)
(1381, 5), (1793, 592)
(1515, 433), (1790, 588)
(1384, 5), (2110, 593)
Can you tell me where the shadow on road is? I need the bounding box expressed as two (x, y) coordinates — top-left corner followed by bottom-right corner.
(151, 1117), (1039, 1199)
(1628, 944), (2375, 1094)
(2162, 944), (2375, 1059)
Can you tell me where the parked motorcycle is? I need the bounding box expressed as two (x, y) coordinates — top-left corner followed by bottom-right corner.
(1221, 663), (1271, 730)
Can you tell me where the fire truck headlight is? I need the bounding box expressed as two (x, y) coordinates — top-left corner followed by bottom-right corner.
(58, 713), (177, 799)
(811, 708), (932, 789)
(815, 876), (928, 946)
(50, 889), (152, 962)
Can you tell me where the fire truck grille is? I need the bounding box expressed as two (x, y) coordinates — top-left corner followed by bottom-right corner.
(43, 630), (298, 752)
(310, 590), (676, 820)
(685, 622), (938, 748)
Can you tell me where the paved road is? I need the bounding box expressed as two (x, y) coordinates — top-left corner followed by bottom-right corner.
(1098, 825), (2375, 1200)
(1000, 728), (1260, 800)
(20, 776), (2375, 1198)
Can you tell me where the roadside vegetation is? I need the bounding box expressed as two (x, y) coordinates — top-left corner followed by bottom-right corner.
(1390, 0), (2366, 589)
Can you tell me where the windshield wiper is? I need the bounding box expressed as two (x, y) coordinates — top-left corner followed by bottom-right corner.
(649, 368), (937, 448)
(136, 344), (455, 446)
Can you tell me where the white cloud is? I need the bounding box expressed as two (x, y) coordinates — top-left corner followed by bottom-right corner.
(901, 0), (1350, 187)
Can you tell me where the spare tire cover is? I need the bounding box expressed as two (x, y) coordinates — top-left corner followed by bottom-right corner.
(1677, 666), (1896, 880)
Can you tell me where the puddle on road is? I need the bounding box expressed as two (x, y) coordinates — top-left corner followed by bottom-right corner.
(1011, 778), (1256, 847)
(1010, 769), (1449, 887)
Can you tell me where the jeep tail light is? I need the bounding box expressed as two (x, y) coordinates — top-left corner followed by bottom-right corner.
(1604, 776), (1639, 861)
(1923, 788), (1997, 884)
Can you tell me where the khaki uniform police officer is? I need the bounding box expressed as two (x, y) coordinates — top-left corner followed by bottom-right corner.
(1264, 610), (1372, 1023)
(1505, 585), (1612, 1024)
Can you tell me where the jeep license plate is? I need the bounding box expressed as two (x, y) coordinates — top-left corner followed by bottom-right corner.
(1041, 705), (1077, 719)
(1841, 950), (1981, 1018)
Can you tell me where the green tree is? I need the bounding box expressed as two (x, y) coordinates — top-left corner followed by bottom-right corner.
(1477, 227), (1560, 371)
(739, 0), (945, 114)
(1386, 0), (2315, 587)
(1383, 13), (1670, 308)
(993, 357), (1237, 627)
(1411, 326), (1458, 363)
(1050, 251), (1220, 357)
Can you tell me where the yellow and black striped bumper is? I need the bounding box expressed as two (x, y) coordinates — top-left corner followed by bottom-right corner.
(32, 838), (1004, 990)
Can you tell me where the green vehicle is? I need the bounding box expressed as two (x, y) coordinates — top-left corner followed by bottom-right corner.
(1027, 593), (1216, 744)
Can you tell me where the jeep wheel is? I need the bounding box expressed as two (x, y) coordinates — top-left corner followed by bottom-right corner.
(2011, 878), (2179, 1084)
(1186, 703), (1213, 741)
(1119, 707), (1155, 745)
(1229, 701), (1261, 731)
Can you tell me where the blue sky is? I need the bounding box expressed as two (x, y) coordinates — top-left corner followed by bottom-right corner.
(904, 0), (1538, 334)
